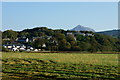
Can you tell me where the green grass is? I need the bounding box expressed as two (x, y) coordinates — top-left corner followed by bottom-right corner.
(2, 52), (118, 66)
(1, 52), (119, 80)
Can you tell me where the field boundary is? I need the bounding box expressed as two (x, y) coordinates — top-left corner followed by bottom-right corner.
(13, 51), (120, 54)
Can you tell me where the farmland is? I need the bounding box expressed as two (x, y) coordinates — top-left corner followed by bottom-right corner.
(1, 52), (119, 80)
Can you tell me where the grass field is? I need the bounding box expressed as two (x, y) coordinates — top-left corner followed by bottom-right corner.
(1, 52), (119, 80)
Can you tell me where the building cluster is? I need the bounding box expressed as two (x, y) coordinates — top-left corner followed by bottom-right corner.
(67, 31), (94, 37)
(74, 31), (94, 36)
(2, 36), (49, 52)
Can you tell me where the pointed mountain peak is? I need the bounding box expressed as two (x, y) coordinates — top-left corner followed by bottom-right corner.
(71, 25), (95, 32)
(75, 25), (84, 28)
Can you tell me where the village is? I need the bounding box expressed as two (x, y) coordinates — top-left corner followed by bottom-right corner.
(3, 36), (51, 52)
(2, 31), (94, 52)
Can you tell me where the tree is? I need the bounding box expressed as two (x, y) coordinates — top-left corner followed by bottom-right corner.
(44, 29), (54, 36)
(46, 37), (58, 51)
(76, 34), (86, 41)
(38, 32), (45, 37)
(3, 30), (18, 40)
(2, 46), (11, 52)
(70, 41), (77, 51)
(72, 46), (81, 51)
(78, 42), (91, 51)
(115, 40), (120, 52)
(32, 38), (46, 50)
(58, 39), (67, 51)
(89, 37), (99, 52)
(95, 34), (114, 52)
(18, 32), (30, 38)
(64, 42), (71, 51)
(54, 33), (65, 40)
(66, 34), (76, 42)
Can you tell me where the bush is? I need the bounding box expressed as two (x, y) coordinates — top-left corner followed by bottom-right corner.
(2, 47), (11, 52)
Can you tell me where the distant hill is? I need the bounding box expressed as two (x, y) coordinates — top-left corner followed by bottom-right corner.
(71, 25), (95, 32)
(97, 29), (120, 38)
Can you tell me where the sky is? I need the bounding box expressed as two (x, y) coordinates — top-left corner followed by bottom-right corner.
(2, 2), (118, 32)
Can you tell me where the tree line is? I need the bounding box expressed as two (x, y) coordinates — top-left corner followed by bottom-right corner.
(2, 27), (120, 52)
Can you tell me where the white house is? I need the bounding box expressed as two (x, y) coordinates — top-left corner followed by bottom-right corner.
(34, 49), (38, 51)
(79, 33), (86, 36)
(3, 44), (13, 49)
(12, 47), (19, 51)
(3, 44), (26, 51)
(3, 38), (10, 41)
(86, 33), (94, 36)
(19, 47), (25, 51)
(30, 47), (34, 50)
(16, 37), (29, 42)
(42, 44), (46, 47)
(66, 32), (73, 35)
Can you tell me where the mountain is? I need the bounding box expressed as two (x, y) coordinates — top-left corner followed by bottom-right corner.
(71, 25), (95, 32)
(97, 29), (120, 38)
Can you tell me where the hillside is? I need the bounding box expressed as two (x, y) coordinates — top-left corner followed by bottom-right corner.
(2, 27), (120, 52)
(97, 29), (120, 38)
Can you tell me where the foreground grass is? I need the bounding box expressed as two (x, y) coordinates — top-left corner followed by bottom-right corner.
(2, 52), (118, 66)
(1, 52), (119, 80)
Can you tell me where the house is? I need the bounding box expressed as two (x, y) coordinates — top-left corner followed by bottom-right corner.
(79, 33), (86, 36)
(86, 33), (94, 36)
(3, 38), (10, 41)
(75, 32), (94, 36)
(26, 49), (30, 51)
(12, 47), (19, 51)
(42, 44), (46, 47)
(16, 37), (29, 42)
(3, 44), (13, 49)
(34, 49), (38, 51)
(19, 47), (25, 51)
(32, 36), (52, 41)
(3, 44), (26, 51)
(32, 37), (41, 41)
(26, 46), (34, 51)
(66, 32), (73, 35)
(45, 36), (52, 40)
